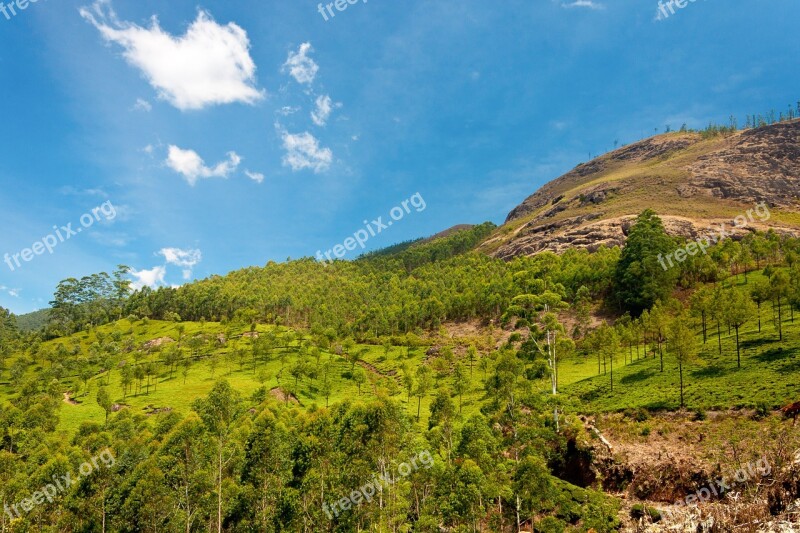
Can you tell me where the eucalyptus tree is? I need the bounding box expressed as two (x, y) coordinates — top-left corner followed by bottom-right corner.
(668, 311), (698, 408)
(723, 287), (757, 367)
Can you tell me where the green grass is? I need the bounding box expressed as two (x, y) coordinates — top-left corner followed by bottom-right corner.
(10, 269), (800, 435)
(562, 274), (800, 413)
(2, 319), (493, 436)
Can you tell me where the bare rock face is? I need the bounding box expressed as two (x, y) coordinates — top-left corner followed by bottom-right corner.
(490, 120), (800, 259)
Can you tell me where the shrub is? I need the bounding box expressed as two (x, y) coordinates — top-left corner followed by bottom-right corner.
(631, 504), (662, 522)
(754, 401), (771, 420)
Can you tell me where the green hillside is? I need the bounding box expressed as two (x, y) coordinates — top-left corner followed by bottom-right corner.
(2, 212), (800, 531)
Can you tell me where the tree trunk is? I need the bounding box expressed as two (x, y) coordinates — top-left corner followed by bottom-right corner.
(735, 326), (741, 368)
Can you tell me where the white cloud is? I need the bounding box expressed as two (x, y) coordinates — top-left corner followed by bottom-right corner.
(561, 0), (605, 9)
(0, 286), (20, 298)
(159, 247), (202, 268)
(311, 94), (341, 127)
(245, 170), (265, 184)
(133, 98), (152, 112)
(280, 130), (333, 173)
(165, 145), (241, 185)
(80, 1), (264, 110)
(277, 106), (300, 116)
(282, 42), (318, 85)
(130, 266), (166, 290)
(89, 231), (130, 247)
(59, 186), (107, 197)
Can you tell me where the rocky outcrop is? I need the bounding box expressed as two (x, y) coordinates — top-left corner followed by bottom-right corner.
(491, 120), (800, 259)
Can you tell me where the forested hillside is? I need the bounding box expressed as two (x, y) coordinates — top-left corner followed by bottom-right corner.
(1, 210), (800, 530)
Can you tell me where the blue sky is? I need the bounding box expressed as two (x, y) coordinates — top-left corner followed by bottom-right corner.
(0, 0), (797, 314)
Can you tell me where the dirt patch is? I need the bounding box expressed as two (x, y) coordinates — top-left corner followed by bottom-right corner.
(63, 392), (78, 405)
(143, 337), (175, 350)
(586, 410), (800, 530)
(143, 405), (173, 416)
(358, 360), (397, 378)
(269, 387), (300, 405)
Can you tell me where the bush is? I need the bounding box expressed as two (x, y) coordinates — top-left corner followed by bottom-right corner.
(754, 401), (771, 419)
(624, 408), (650, 422)
(693, 409), (707, 421)
(631, 504), (662, 522)
(534, 516), (566, 532)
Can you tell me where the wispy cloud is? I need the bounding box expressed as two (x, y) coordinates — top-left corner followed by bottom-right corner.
(80, 0), (264, 110)
(165, 145), (241, 186)
(561, 0), (605, 9)
(279, 129), (333, 173)
(132, 98), (152, 112)
(282, 42), (319, 85)
(245, 170), (265, 184)
(159, 247), (202, 279)
(0, 286), (20, 298)
(311, 94), (341, 127)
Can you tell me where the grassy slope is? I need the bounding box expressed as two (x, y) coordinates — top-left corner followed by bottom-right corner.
(561, 272), (800, 413)
(8, 270), (800, 436)
(4, 320), (490, 435)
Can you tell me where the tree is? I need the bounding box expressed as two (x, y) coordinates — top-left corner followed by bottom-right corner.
(690, 286), (714, 343)
(668, 312), (698, 408)
(466, 344), (478, 376)
(320, 366), (333, 407)
(192, 381), (241, 533)
(414, 365), (433, 421)
(120, 364), (133, 398)
(613, 209), (679, 314)
(402, 367), (415, 408)
(96, 387), (112, 424)
(453, 363), (468, 412)
(770, 270), (789, 341)
(749, 278), (770, 333)
(596, 323), (620, 392)
(158, 417), (213, 533)
(723, 288), (756, 368)
(352, 366), (367, 395)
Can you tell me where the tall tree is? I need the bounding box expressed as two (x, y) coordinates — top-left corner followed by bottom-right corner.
(613, 209), (678, 314)
(723, 288), (756, 368)
(668, 311), (698, 408)
(770, 270), (790, 341)
(192, 382), (242, 533)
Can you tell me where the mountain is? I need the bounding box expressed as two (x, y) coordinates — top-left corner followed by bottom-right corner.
(481, 120), (800, 259)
